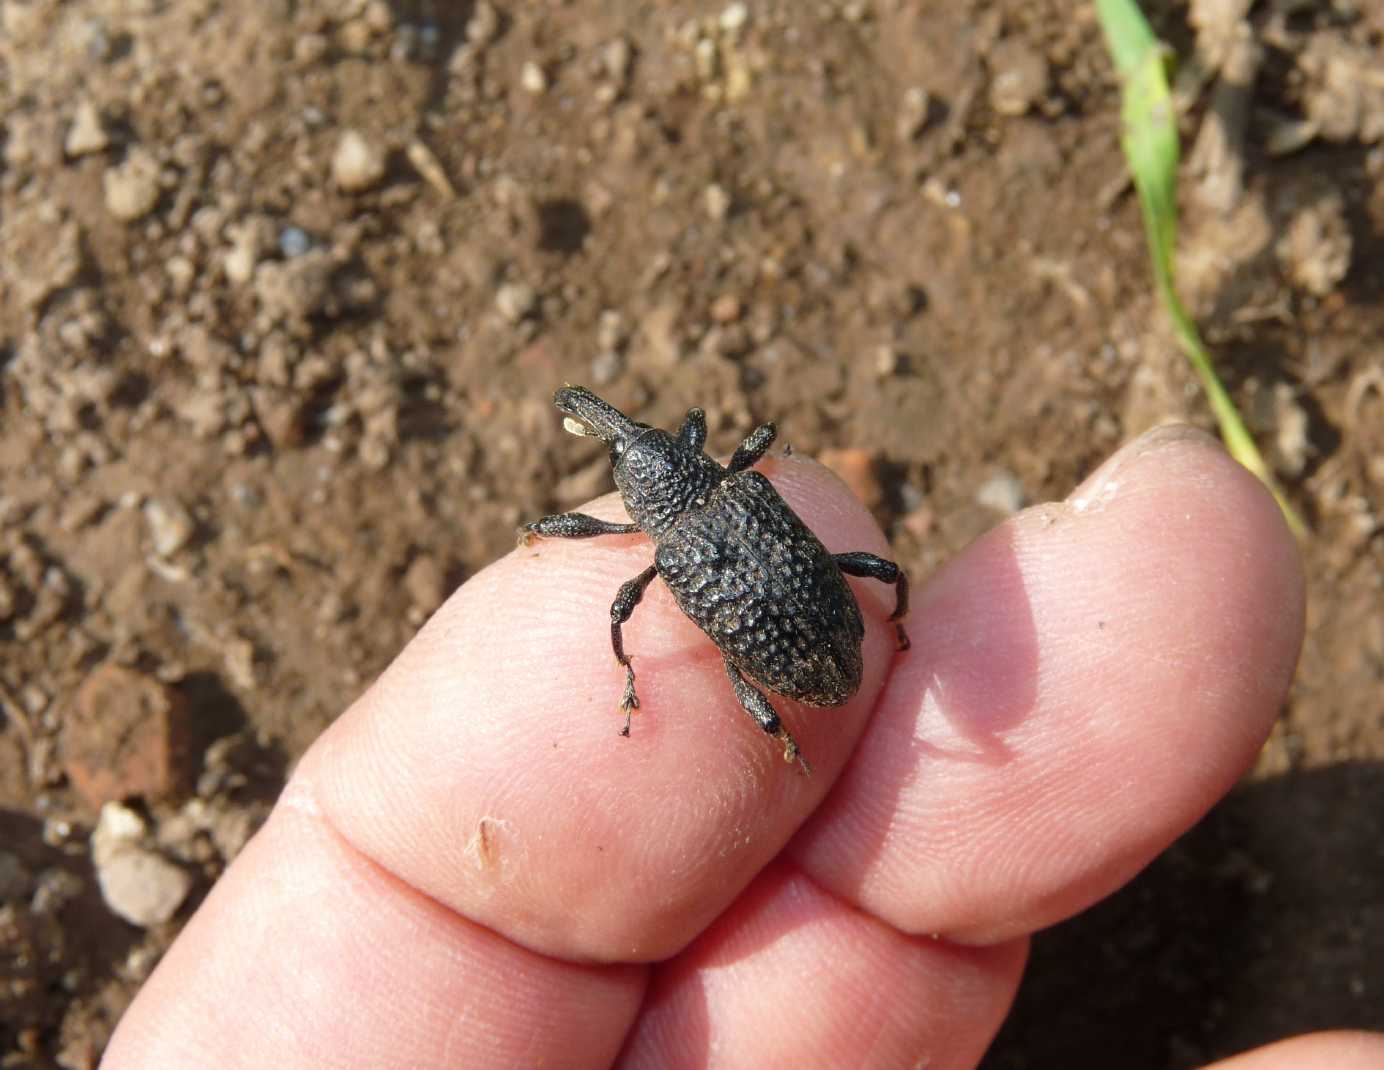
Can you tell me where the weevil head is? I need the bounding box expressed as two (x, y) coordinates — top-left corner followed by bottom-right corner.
(554, 386), (648, 466)
(554, 386), (724, 537)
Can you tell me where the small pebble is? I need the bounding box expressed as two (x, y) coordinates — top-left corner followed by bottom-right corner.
(521, 60), (549, 94)
(338, 18), (373, 53)
(92, 803), (191, 928)
(590, 350), (623, 386)
(294, 32), (328, 65)
(705, 183), (731, 221)
(143, 497), (195, 557)
(975, 471), (1026, 515)
(363, 0), (392, 34)
(896, 87), (931, 142)
(596, 309), (627, 352)
(710, 293), (743, 323)
(405, 139), (455, 198)
(720, 2), (749, 33)
(467, 1), (500, 46)
(403, 554), (447, 611)
(601, 37), (633, 83)
(65, 99), (109, 157)
(104, 149), (162, 221)
(495, 282), (537, 324)
(278, 226), (311, 259)
(333, 130), (387, 193)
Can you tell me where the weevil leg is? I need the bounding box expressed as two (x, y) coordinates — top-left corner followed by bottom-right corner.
(676, 407), (707, 452)
(834, 552), (911, 651)
(727, 422), (777, 474)
(611, 564), (659, 736)
(517, 513), (640, 547)
(722, 655), (812, 775)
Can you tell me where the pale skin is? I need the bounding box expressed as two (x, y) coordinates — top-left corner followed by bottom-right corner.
(102, 426), (1384, 1069)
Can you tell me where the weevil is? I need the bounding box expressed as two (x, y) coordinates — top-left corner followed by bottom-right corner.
(518, 386), (909, 773)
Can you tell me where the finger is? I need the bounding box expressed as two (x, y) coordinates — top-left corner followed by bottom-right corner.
(301, 456), (903, 962)
(790, 426), (1306, 942)
(103, 788), (644, 1069)
(1203, 1031), (1384, 1069)
(617, 863), (1024, 1069)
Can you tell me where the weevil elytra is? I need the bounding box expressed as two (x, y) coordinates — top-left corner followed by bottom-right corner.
(519, 387), (909, 773)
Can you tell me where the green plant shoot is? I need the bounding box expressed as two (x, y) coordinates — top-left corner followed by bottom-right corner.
(1095, 0), (1306, 539)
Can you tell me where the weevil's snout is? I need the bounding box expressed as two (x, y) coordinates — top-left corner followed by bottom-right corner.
(554, 386), (646, 458)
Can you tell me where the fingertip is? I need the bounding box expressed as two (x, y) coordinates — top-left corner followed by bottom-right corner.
(793, 426), (1308, 941)
(1202, 1031), (1384, 1069)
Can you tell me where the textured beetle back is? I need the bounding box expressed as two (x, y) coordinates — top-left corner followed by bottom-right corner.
(614, 428), (726, 537)
(654, 471), (864, 706)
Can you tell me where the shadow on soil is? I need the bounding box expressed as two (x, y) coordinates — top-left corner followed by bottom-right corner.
(984, 761), (1384, 1069)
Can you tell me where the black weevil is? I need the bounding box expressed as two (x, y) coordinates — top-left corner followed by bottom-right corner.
(519, 386), (909, 773)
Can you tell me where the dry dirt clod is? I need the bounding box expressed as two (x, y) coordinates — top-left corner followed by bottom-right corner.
(254, 248), (338, 325)
(1277, 190), (1352, 297)
(988, 38), (1049, 116)
(62, 663), (190, 810)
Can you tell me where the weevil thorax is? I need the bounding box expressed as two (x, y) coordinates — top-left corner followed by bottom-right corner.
(613, 428), (725, 537)
(554, 385), (724, 539)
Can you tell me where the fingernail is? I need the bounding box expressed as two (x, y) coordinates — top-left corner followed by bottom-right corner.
(1066, 424), (1219, 515)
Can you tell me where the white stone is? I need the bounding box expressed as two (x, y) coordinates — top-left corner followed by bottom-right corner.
(495, 282), (536, 324)
(720, 2), (749, 33)
(104, 149), (161, 221)
(975, 472), (1026, 515)
(94, 843), (191, 927)
(92, 801), (191, 927)
(66, 100), (110, 157)
(332, 130), (386, 193)
(520, 60), (548, 94)
(143, 497), (194, 557)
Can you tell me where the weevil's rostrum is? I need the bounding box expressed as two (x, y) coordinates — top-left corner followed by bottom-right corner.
(519, 386), (910, 773)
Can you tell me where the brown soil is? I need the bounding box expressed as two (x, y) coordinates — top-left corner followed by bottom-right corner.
(1, 1), (1380, 1066)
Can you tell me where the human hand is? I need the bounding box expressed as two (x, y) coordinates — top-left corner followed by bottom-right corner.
(101, 426), (1379, 1068)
